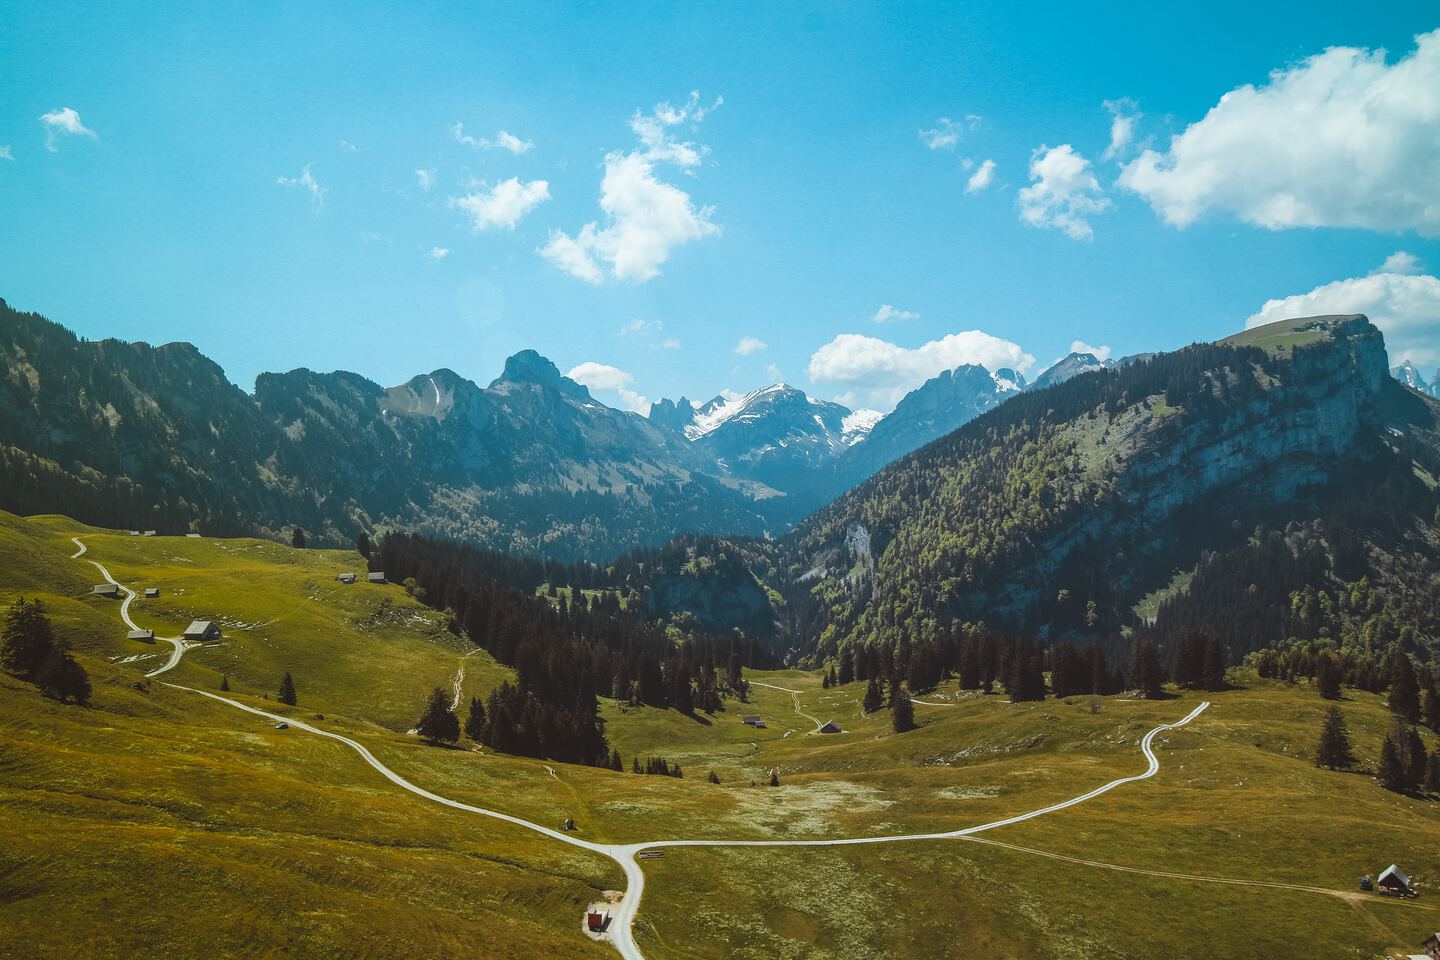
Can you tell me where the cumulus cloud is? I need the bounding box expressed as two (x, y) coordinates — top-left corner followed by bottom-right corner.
(416, 168), (435, 191)
(1018, 144), (1110, 240)
(1102, 98), (1141, 161)
(873, 304), (920, 324)
(808, 330), (1036, 408)
(450, 177), (551, 231)
(1376, 251), (1423, 275)
(1069, 340), (1112, 361)
(734, 336), (768, 356)
(40, 107), (97, 151)
(965, 159), (996, 194)
(277, 163), (325, 209)
(541, 91), (722, 283)
(565, 361), (649, 413)
(1245, 256), (1440, 366)
(1119, 30), (1440, 234)
(427, 246), (450, 261)
(452, 123), (535, 154)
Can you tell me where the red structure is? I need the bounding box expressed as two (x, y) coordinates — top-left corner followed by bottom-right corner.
(586, 910), (609, 932)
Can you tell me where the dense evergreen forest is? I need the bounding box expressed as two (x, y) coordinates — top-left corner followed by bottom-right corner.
(371, 532), (776, 766)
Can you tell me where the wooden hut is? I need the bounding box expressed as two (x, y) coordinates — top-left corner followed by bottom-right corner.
(144, 588), (160, 598)
(1378, 864), (1415, 898)
(586, 909), (609, 932)
(127, 629), (155, 642)
(92, 583), (119, 597)
(1422, 932), (1440, 960)
(367, 572), (387, 584)
(818, 720), (842, 734)
(183, 620), (222, 642)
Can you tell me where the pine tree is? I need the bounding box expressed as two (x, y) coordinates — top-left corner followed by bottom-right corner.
(1316, 653), (1342, 700)
(1424, 685), (1440, 732)
(1, 597), (55, 680)
(356, 531), (372, 559)
(464, 695), (486, 741)
(708, 769), (720, 784)
(219, 674), (230, 692)
(1388, 651), (1420, 722)
(891, 683), (916, 733)
(1128, 638), (1163, 699)
(838, 650), (854, 686)
(862, 678), (884, 713)
(277, 672), (297, 706)
(1405, 724), (1428, 789)
(291, 526), (307, 549)
(1314, 706), (1354, 769)
(417, 686), (460, 743)
(768, 769), (780, 787)
(1378, 735), (1407, 792)
(1426, 748), (1440, 794)
(1201, 634), (1227, 691)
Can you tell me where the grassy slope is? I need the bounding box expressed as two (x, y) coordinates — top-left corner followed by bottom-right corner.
(4, 511), (1440, 958)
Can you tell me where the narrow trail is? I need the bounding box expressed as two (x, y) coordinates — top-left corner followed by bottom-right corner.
(79, 540), (190, 679)
(910, 698), (957, 707)
(70, 535), (1391, 958)
(958, 835), (1439, 909)
(449, 648), (480, 711)
(748, 680), (823, 730)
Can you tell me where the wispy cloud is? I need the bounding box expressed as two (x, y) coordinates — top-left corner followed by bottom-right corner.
(0, 146), (12, 162)
(40, 107), (97, 152)
(566, 361), (649, 413)
(276, 163), (325, 209)
(416, 168), (435, 191)
(452, 123), (535, 154)
(965, 159), (996, 194)
(734, 336), (767, 356)
(872, 304), (920, 324)
(427, 246), (450, 261)
(919, 115), (981, 151)
(339, 139), (361, 153)
(1101, 98), (1141, 161)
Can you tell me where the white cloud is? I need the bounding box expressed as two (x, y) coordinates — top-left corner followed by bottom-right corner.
(734, 336), (768, 356)
(541, 91), (721, 283)
(450, 177), (551, 231)
(872, 304), (920, 324)
(662, 338), (681, 350)
(919, 117), (961, 151)
(416, 168), (435, 191)
(808, 330), (1036, 408)
(427, 246), (450, 261)
(565, 361), (649, 413)
(1119, 30), (1440, 235)
(766, 363), (784, 382)
(965, 159), (996, 194)
(919, 115), (981, 151)
(40, 107), (97, 151)
(0, 146), (12, 161)
(1017, 144), (1110, 241)
(1245, 257), (1440, 367)
(276, 163), (325, 209)
(1069, 340), (1112, 361)
(339, 139), (360, 153)
(452, 123), (535, 154)
(1376, 251), (1423, 275)
(619, 318), (681, 349)
(1102, 98), (1141, 161)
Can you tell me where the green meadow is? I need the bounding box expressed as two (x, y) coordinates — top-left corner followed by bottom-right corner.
(3, 510), (1439, 958)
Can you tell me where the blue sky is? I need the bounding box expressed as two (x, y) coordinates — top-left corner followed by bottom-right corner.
(2, 2), (1438, 412)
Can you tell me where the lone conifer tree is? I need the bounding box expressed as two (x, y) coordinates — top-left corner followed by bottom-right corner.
(2, 597), (55, 680)
(1316, 653), (1342, 700)
(708, 769), (720, 784)
(219, 674), (230, 692)
(417, 687), (459, 743)
(768, 769), (780, 787)
(862, 678), (884, 713)
(464, 695), (486, 741)
(1378, 734), (1407, 792)
(891, 683), (916, 733)
(1127, 638), (1163, 699)
(1389, 651), (1420, 722)
(356, 531), (372, 559)
(291, 526), (307, 549)
(277, 672), (297, 706)
(36, 643), (90, 705)
(1426, 748), (1440, 794)
(1314, 706), (1354, 769)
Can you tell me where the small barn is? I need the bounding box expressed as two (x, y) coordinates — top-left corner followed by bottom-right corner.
(1379, 864), (1415, 897)
(337, 573), (357, 584)
(127, 530), (141, 536)
(367, 572), (387, 584)
(128, 629), (155, 642)
(818, 720), (842, 734)
(185, 533), (201, 539)
(1422, 932), (1440, 960)
(586, 909), (609, 932)
(144, 588), (160, 598)
(183, 620), (222, 642)
(92, 583), (119, 597)
(143, 530), (157, 537)
(742, 715), (761, 726)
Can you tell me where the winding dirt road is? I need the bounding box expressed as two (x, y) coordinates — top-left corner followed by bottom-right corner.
(70, 534), (1332, 960)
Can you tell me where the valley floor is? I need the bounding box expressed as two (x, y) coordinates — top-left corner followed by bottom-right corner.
(2, 512), (1439, 959)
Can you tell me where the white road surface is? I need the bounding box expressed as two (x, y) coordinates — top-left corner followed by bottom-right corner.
(75, 535), (1213, 960)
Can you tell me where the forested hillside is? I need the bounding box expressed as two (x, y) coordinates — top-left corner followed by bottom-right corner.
(778, 315), (1440, 672)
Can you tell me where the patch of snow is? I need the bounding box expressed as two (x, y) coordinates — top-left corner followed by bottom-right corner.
(841, 408), (883, 444)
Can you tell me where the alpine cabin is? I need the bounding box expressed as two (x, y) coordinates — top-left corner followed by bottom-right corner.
(183, 620), (222, 642)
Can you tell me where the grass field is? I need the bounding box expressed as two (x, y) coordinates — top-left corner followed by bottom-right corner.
(3, 510), (1440, 958)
